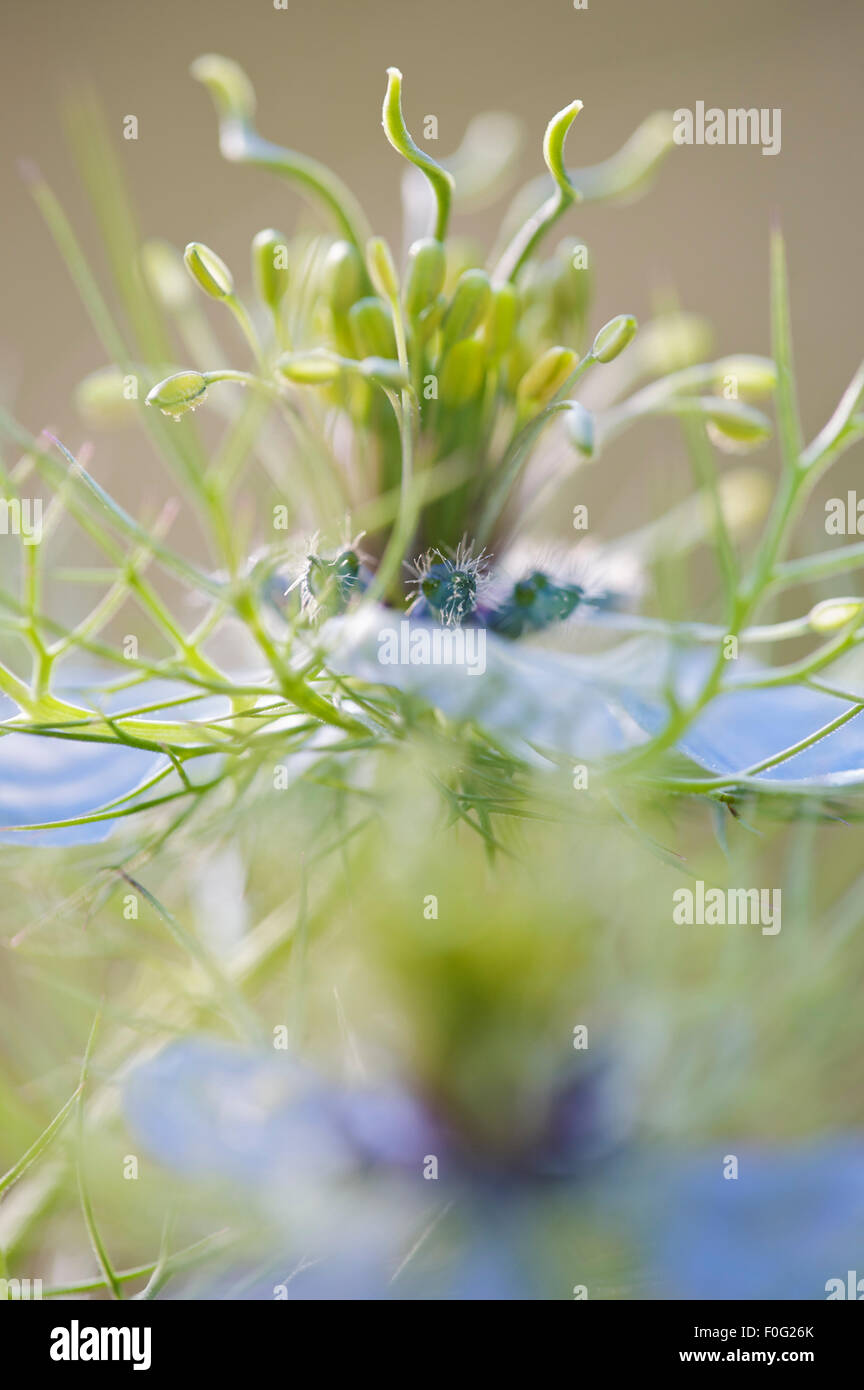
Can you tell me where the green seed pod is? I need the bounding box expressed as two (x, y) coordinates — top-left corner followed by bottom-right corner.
(441, 268), (492, 352)
(403, 238), (446, 319)
(808, 597), (864, 634)
(251, 229), (289, 312)
(592, 313), (638, 363)
(184, 242), (234, 301)
(324, 241), (365, 316)
(439, 338), (487, 409)
(348, 297), (397, 359)
(145, 371), (208, 419)
(484, 283), (519, 359)
(366, 236), (400, 302)
(563, 400), (595, 457)
(517, 346), (579, 410)
(276, 351), (344, 385)
(358, 357), (410, 390)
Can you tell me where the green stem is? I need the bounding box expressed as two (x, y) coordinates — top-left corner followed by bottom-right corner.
(382, 68), (454, 242)
(76, 1010), (124, 1301)
(772, 540), (864, 590)
(234, 588), (366, 734)
(40, 1229), (231, 1299)
(492, 100), (582, 284)
(225, 296), (264, 364)
(0, 1083), (82, 1199)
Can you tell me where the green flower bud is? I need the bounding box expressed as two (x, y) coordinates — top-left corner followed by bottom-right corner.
(484, 283), (519, 359)
(441, 268), (492, 352)
(366, 235), (400, 302)
(403, 238), (446, 319)
(649, 395), (773, 453)
(505, 336), (532, 395)
(184, 242), (234, 301)
(517, 346), (579, 410)
(75, 367), (139, 427)
(358, 357), (410, 390)
(348, 297), (397, 359)
(276, 351), (344, 385)
(444, 238), (485, 286)
(808, 597), (864, 634)
(563, 400), (595, 457)
(251, 229), (289, 312)
(324, 241), (365, 316)
(145, 371), (208, 419)
(592, 313), (638, 363)
(703, 398), (772, 453)
(715, 467), (772, 533)
(417, 294), (447, 339)
(439, 338), (487, 409)
(711, 355), (778, 399)
(141, 240), (193, 311)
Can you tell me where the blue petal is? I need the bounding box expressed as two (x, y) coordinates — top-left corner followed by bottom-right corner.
(124, 1039), (356, 1184)
(680, 685), (864, 786)
(323, 609), (650, 762)
(604, 1141), (864, 1299)
(124, 1038), (438, 1185)
(326, 612), (864, 788)
(124, 1042), (864, 1300)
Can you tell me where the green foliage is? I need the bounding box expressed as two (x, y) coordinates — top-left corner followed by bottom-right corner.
(1, 58), (864, 1300)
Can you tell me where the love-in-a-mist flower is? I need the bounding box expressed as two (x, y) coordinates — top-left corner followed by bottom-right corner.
(6, 51), (864, 853)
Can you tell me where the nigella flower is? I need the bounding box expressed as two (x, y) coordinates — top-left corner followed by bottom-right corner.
(121, 1036), (624, 1298)
(4, 54), (864, 849)
(123, 1037), (864, 1300)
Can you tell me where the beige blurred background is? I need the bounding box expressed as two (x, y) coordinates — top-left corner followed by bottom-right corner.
(1, 0), (862, 540)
